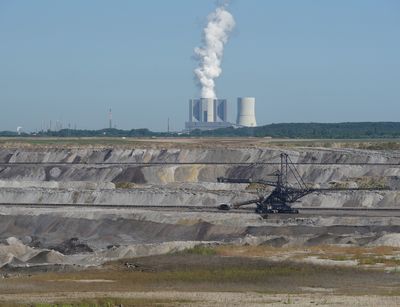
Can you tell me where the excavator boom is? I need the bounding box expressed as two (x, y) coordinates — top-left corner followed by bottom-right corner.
(217, 153), (307, 214)
(217, 153), (389, 215)
(217, 177), (277, 187)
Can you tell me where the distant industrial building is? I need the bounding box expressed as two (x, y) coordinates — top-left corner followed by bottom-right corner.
(185, 97), (257, 131)
(186, 98), (232, 131)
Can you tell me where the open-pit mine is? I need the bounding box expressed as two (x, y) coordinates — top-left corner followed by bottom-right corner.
(1, 138), (400, 306)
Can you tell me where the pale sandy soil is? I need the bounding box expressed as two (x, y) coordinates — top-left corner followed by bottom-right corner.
(1, 136), (399, 150)
(0, 291), (400, 306)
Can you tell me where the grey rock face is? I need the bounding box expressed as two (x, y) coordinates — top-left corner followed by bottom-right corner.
(0, 147), (398, 208)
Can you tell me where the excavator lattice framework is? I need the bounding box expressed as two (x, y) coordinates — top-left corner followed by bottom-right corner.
(217, 153), (385, 215)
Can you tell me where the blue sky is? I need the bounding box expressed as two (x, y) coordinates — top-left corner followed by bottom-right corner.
(1, 0), (399, 132)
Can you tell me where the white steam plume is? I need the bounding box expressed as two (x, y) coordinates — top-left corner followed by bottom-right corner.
(194, 4), (235, 99)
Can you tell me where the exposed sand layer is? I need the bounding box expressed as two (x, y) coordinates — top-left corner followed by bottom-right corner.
(0, 144), (399, 274)
(1, 291), (400, 307)
(0, 146), (399, 209)
(1, 206), (400, 269)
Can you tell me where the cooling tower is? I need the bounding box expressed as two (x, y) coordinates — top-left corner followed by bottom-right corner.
(237, 97), (257, 127)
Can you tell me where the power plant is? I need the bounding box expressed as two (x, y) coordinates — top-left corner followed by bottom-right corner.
(187, 4), (257, 132)
(185, 98), (231, 131)
(185, 97), (257, 131)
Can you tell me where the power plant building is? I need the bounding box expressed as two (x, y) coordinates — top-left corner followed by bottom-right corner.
(185, 97), (257, 131)
(186, 98), (232, 131)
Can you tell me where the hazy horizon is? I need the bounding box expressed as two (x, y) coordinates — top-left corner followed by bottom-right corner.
(1, 0), (399, 132)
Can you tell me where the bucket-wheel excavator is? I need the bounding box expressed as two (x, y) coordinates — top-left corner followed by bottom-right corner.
(217, 153), (385, 214)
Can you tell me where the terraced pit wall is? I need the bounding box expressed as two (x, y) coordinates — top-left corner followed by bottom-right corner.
(0, 146), (399, 208)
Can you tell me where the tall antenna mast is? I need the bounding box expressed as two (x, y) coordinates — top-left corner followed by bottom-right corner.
(109, 108), (112, 129)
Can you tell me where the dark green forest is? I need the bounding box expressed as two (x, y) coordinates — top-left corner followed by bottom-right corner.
(2, 122), (400, 139)
(190, 122), (400, 138)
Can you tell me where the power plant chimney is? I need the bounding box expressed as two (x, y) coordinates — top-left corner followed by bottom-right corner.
(236, 97), (257, 127)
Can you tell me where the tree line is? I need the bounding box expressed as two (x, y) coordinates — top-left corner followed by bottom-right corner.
(2, 122), (400, 139)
